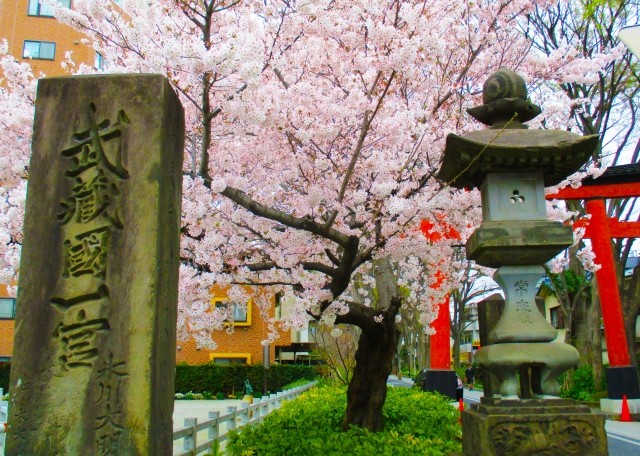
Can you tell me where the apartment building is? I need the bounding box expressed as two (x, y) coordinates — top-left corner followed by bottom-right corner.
(0, 0), (99, 76)
(176, 285), (293, 366)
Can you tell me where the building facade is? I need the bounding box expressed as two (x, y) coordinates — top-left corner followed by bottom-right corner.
(176, 286), (294, 366)
(1, 0), (98, 76)
(0, 285), (15, 362)
(458, 303), (481, 364)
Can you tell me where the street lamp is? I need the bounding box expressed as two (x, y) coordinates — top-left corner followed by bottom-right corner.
(619, 25), (640, 60)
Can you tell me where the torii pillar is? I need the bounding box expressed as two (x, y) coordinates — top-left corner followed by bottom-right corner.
(548, 164), (640, 402)
(416, 218), (460, 399)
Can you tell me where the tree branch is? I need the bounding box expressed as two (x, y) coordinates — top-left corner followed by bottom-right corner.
(221, 186), (352, 248)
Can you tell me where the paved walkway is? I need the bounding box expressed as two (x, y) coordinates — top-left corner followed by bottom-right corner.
(173, 399), (245, 429)
(172, 399), (245, 455)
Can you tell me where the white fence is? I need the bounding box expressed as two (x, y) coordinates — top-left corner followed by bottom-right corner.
(173, 382), (316, 456)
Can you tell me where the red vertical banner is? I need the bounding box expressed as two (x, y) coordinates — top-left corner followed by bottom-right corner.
(585, 199), (631, 366)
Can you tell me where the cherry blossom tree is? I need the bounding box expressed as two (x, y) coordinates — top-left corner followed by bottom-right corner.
(0, 41), (34, 289)
(1, 0), (608, 430)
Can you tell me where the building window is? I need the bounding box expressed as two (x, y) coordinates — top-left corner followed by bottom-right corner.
(0, 298), (16, 319)
(213, 298), (251, 326)
(213, 357), (247, 365)
(23, 41), (56, 60)
(550, 306), (565, 329)
(95, 51), (104, 70)
(27, 0), (71, 17)
(275, 292), (283, 320)
(210, 353), (251, 365)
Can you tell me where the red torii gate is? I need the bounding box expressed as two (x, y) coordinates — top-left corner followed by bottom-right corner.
(420, 218), (461, 370)
(547, 164), (640, 399)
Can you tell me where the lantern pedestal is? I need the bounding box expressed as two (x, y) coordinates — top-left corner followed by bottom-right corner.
(462, 399), (607, 456)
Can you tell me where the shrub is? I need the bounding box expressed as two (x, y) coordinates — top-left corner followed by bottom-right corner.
(560, 365), (596, 400)
(174, 363), (318, 397)
(226, 385), (461, 455)
(0, 362), (319, 398)
(281, 378), (316, 390)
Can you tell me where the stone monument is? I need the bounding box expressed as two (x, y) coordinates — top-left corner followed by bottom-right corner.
(437, 69), (608, 455)
(6, 75), (184, 455)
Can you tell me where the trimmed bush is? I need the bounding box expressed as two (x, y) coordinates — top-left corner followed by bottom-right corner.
(174, 363), (318, 397)
(0, 362), (318, 397)
(226, 385), (462, 455)
(561, 365), (596, 401)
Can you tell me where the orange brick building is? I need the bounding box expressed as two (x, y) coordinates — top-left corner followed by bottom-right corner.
(0, 0), (98, 76)
(176, 286), (292, 366)
(1, 280), (298, 365)
(0, 285), (15, 362)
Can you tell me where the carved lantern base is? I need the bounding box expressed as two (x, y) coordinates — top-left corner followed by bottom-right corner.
(462, 398), (607, 456)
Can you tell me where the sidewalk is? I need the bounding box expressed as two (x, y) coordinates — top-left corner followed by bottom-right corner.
(172, 399), (245, 455)
(173, 398), (244, 428)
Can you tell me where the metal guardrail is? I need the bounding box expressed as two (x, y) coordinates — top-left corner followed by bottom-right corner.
(172, 382), (316, 456)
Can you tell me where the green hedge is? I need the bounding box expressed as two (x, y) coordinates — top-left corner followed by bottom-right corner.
(227, 385), (462, 455)
(0, 363), (9, 392)
(174, 363), (318, 397)
(0, 362), (317, 397)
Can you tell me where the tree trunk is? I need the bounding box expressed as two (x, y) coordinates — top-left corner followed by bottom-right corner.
(573, 291), (604, 386)
(342, 316), (399, 431)
(452, 331), (461, 370)
(624, 313), (638, 366)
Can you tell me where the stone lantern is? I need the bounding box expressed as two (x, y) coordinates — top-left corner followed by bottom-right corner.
(437, 69), (607, 455)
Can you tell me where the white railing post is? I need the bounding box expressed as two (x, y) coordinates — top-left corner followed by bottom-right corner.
(0, 400), (7, 422)
(259, 396), (269, 421)
(269, 394), (277, 413)
(183, 417), (197, 452)
(227, 405), (237, 433)
(239, 401), (250, 426)
(208, 411), (220, 443)
(276, 391), (283, 409)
